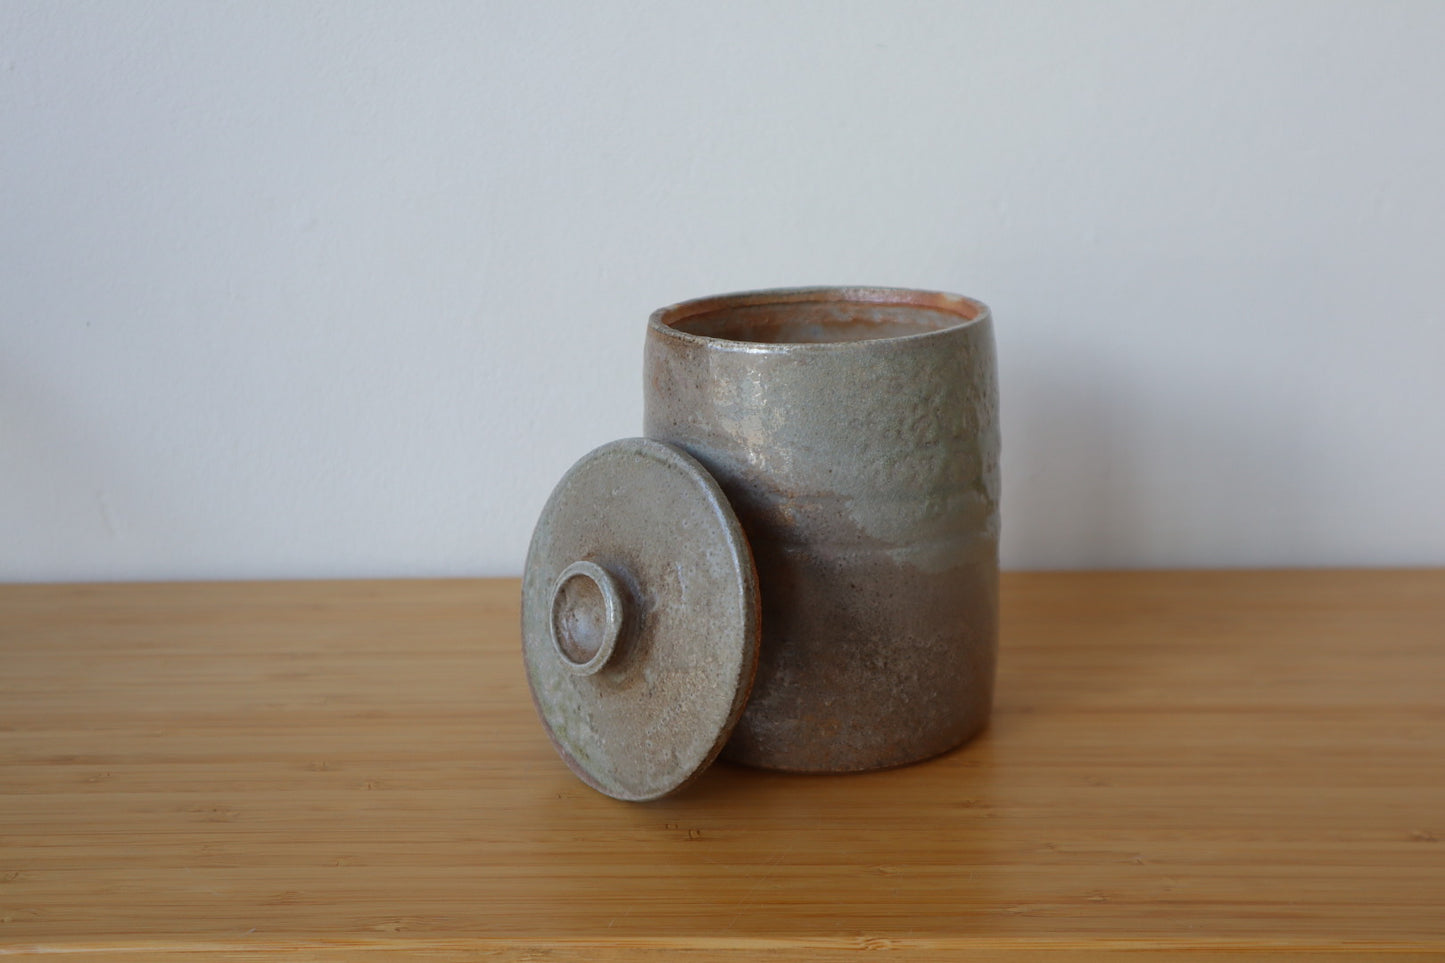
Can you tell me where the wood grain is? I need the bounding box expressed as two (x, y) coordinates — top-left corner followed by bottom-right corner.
(1, 571), (1442, 960)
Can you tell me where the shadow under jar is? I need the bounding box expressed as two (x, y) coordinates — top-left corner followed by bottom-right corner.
(645, 287), (1000, 772)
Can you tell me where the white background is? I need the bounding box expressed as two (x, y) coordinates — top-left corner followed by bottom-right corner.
(4, 1), (1443, 581)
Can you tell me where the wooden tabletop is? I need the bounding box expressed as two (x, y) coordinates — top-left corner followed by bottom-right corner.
(2, 572), (1443, 961)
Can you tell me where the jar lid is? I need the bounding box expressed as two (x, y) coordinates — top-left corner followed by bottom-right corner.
(521, 438), (760, 801)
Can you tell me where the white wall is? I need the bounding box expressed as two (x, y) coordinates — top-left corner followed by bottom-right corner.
(4, 1), (1443, 581)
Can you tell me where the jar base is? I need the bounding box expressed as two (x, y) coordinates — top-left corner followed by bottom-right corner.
(718, 712), (992, 775)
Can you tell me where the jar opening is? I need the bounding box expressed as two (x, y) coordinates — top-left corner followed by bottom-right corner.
(652, 287), (985, 346)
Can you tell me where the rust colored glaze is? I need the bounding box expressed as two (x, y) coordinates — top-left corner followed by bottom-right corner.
(645, 287), (1000, 772)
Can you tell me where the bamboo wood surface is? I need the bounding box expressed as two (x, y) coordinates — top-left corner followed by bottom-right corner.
(1, 571), (1443, 961)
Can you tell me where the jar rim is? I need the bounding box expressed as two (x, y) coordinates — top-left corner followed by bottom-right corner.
(648, 286), (991, 352)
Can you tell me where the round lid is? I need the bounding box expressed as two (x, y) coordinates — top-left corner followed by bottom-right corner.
(521, 438), (760, 801)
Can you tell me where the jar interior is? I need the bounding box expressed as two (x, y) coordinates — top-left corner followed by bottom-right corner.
(664, 300), (978, 344)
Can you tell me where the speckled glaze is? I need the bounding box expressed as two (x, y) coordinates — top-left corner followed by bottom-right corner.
(521, 438), (760, 801)
(645, 287), (1000, 772)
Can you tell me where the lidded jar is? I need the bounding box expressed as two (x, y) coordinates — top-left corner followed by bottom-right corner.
(522, 287), (999, 801)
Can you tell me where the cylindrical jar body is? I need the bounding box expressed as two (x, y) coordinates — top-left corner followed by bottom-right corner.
(644, 287), (999, 772)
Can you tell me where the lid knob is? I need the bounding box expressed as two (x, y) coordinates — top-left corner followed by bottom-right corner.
(549, 559), (625, 676)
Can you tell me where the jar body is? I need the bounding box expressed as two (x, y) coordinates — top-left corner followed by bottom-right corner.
(644, 287), (1000, 772)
